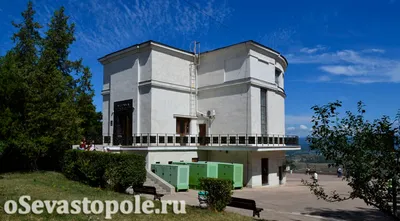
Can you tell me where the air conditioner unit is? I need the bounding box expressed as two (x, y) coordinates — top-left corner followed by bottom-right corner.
(207, 110), (216, 118)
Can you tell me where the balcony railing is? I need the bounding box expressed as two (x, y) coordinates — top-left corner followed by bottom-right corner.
(108, 134), (299, 147)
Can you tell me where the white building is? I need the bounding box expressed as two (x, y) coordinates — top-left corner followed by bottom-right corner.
(99, 40), (300, 188)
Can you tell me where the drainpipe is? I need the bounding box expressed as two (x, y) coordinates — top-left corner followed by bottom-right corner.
(247, 151), (249, 187)
(195, 59), (198, 117)
(246, 55), (249, 136)
(107, 101), (110, 142)
(109, 112), (114, 145)
(195, 42), (200, 115)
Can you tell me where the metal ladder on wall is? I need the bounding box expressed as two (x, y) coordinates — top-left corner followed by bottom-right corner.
(189, 63), (196, 117)
(190, 41), (200, 117)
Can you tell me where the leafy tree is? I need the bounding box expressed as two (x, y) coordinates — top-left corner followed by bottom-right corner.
(0, 1), (42, 170)
(75, 67), (99, 141)
(11, 1), (42, 67)
(0, 2), (99, 171)
(85, 111), (103, 143)
(302, 101), (400, 218)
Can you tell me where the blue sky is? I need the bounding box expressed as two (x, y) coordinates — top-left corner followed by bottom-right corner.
(1, 0), (400, 137)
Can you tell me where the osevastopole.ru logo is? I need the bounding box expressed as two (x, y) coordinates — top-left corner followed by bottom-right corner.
(3, 195), (186, 219)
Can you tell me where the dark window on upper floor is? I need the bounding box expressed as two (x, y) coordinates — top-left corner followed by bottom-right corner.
(275, 69), (281, 86)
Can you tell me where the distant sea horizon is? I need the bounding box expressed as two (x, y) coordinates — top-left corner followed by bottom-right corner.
(287, 137), (316, 155)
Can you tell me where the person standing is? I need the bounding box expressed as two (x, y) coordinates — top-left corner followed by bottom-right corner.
(337, 167), (342, 178)
(79, 138), (86, 150)
(313, 172), (318, 182)
(89, 140), (95, 151)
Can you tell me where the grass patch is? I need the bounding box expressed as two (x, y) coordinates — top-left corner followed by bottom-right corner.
(0, 171), (253, 221)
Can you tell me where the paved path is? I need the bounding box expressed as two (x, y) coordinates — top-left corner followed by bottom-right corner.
(156, 174), (395, 221)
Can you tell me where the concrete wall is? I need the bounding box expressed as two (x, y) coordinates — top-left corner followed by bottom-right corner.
(102, 41), (287, 139)
(198, 84), (284, 136)
(102, 49), (153, 141)
(103, 46), (196, 137)
(151, 48), (192, 87)
(198, 44), (249, 87)
(137, 50), (153, 134)
(267, 91), (285, 135)
(146, 151), (199, 170)
(206, 150), (286, 187)
(198, 84), (250, 134)
(151, 87), (190, 134)
(249, 151), (286, 187)
(138, 85), (151, 133)
(104, 53), (138, 141)
(248, 48), (285, 89)
(139, 50), (152, 82)
(249, 86), (261, 134)
(207, 150), (250, 186)
(102, 94), (110, 138)
(197, 150), (209, 161)
(249, 54), (275, 84)
(197, 44), (286, 136)
(120, 149), (287, 188)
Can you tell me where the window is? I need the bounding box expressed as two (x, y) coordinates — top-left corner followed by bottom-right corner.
(260, 89), (267, 134)
(176, 117), (191, 134)
(275, 69), (281, 86)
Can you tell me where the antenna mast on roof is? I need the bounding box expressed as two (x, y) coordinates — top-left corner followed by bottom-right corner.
(193, 41), (200, 65)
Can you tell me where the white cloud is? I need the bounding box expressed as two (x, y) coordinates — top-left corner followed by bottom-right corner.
(285, 115), (313, 136)
(299, 125), (308, 130)
(287, 127), (296, 131)
(288, 48), (400, 83)
(285, 124), (312, 137)
(317, 75), (331, 82)
(286, 115), (311, 125)
(300, 45), (326, 54)
(34, 0), (233, 57)
(362, 48), (385, 54)
(319, 65), (367, 76)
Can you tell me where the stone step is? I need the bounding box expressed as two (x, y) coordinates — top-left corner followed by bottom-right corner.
(143, 180), (169, 195)
(144, 181), (155, 186)
(144, 180), (155, 185)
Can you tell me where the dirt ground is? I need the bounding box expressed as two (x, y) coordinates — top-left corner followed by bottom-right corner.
(160, 173), (395, 221)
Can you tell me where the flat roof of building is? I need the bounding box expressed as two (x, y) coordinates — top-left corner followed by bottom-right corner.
(98, 40), (288, 66)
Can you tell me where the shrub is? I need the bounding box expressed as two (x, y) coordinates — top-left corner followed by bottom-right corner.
(199, 177), (233, 212)
(105, 154), (147, 192)
(62, 150), (146, 192)
(62, 149), (79, 180)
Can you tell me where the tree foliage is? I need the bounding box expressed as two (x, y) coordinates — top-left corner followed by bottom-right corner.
(199, 178), (233, 212)
(0, 1), (100, 171)
(303, 100), (400, 218)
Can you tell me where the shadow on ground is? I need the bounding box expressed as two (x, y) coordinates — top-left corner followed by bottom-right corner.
(301, 207), (395, 221)
(254, 219), (277, 221)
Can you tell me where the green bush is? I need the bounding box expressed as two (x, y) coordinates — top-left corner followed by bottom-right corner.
(62, 150), (146, 192)
(199, 177), (233, 212)
(105, 154), (147, 192)
(62, 149), (79, 180)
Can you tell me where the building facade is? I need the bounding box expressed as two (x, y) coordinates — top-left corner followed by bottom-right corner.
(99, 40), (300, 188)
